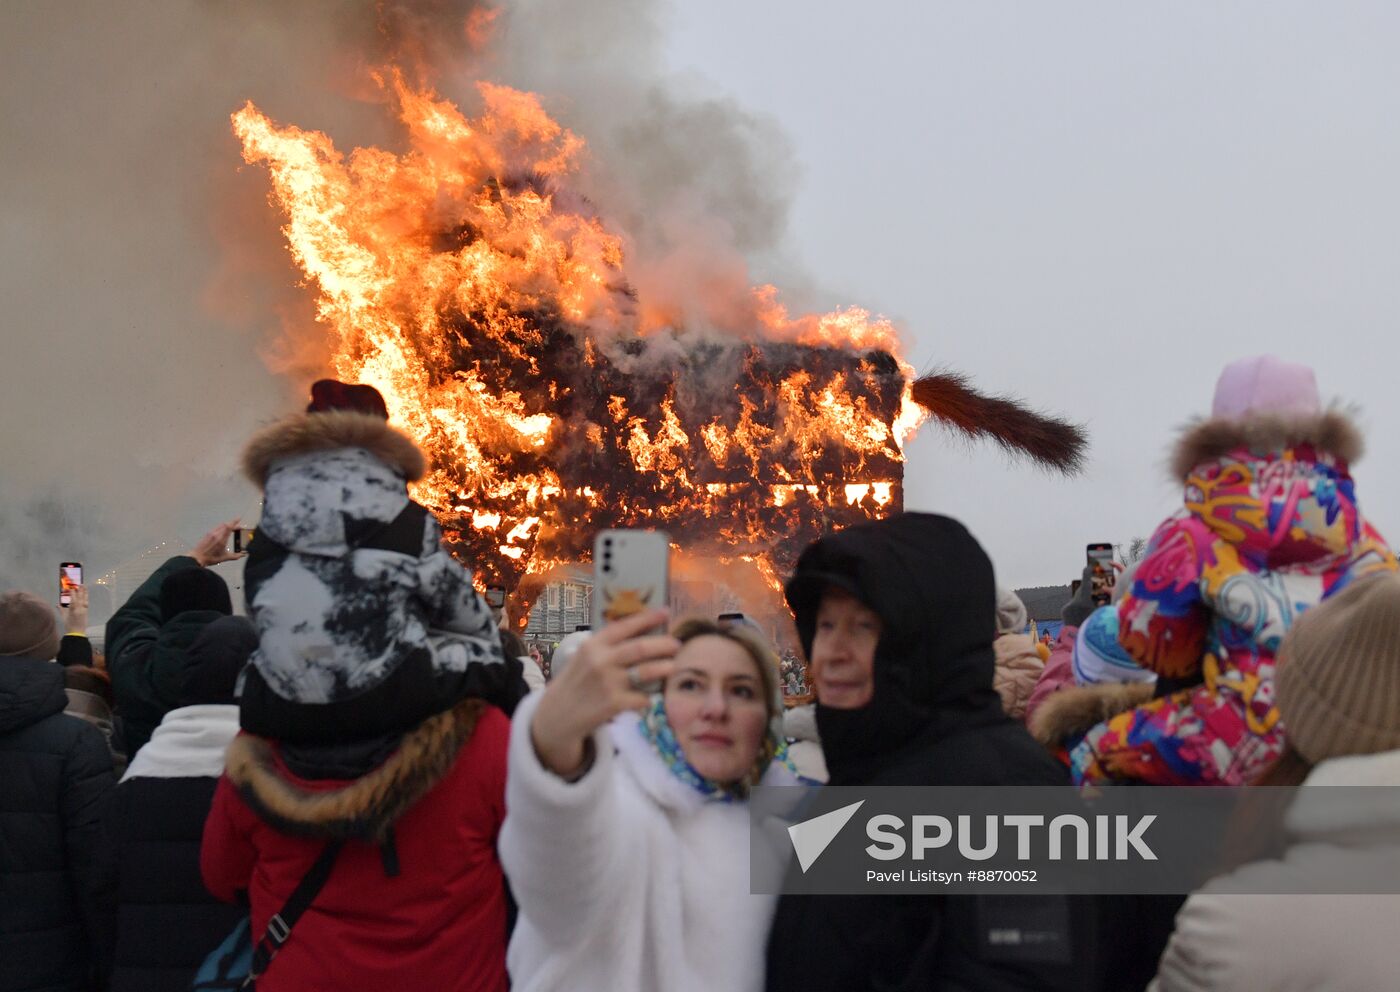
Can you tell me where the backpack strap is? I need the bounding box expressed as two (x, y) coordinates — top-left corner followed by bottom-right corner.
(246, 840), (345, 985)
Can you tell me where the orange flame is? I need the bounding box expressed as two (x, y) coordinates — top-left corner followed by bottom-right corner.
(233, 71), (926, 619)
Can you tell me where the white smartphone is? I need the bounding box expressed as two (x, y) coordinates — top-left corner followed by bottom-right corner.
(592, 529), (671, 631)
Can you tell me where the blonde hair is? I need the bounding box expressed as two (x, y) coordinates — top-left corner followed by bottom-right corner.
(669, 617), (781, 719)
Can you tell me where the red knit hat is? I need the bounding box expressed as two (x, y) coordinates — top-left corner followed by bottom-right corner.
(307, 379), (390, 420)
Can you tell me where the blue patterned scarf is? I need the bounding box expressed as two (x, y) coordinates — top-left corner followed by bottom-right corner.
(638, 694), (795, 802)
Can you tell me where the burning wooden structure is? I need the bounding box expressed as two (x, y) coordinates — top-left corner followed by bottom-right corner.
(233, 71), (1084, 627)
(434, 335), (909, 590)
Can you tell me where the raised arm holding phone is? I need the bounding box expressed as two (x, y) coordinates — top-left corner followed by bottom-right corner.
(528, 609), (679, 777)
(500, 600), (799, 992)
(53, 583), (97, 668)
(104, 519), (241, 758)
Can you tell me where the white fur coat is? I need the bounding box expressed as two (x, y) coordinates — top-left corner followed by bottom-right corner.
(500, 692), (798, 992)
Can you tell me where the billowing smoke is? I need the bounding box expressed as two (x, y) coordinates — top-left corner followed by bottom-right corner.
(489, 0), (800, 326)
(0, 0), (804, 613)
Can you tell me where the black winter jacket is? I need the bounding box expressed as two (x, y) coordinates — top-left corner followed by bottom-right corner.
(106, 555), (225, 758)
(0, 658), (116, 992)
(766, 514), (1106, 992)
(104, 774), (244, 992)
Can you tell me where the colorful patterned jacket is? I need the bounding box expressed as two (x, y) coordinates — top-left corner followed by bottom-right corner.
(1073, 412), (1396, 785)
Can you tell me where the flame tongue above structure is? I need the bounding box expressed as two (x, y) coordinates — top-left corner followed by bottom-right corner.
(233, 71), (927, 620)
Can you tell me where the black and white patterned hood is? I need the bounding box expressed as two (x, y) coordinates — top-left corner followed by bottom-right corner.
(237, 414), (517, 728)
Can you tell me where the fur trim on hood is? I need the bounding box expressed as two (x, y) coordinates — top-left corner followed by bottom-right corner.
(225, 697), (483, 843)
(1028, 682), (1155, 749)
(242, 410), (427, 486)
(1171, 409), (1363, 481)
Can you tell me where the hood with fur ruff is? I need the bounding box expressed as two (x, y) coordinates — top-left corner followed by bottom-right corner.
(242, 410), (426, 487)
(241, 410), (428, 560)
(1170, 409), (1362, 481)
(1028, 682), (1154, 750)
(225, 697), (483, 843)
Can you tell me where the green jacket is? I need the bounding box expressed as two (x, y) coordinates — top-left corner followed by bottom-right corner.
(105, 556), (225, 758)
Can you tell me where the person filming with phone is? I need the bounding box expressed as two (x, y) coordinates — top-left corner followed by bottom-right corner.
(105, 518), (245, 759)
(499, 605), (800, 992)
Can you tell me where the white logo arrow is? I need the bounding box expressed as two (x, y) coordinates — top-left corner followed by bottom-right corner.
(788, 800), (866, 873)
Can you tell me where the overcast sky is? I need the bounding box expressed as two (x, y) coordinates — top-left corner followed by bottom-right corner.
(663, 1), (1398, 587)
(2, 1), (1396, 602)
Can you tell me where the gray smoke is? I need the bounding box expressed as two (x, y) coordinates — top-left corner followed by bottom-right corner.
(489, 0), (801, 335)
(0, 0), (804, 613)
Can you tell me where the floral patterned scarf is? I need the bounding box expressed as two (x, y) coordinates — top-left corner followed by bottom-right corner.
(638, 693), (796, 803)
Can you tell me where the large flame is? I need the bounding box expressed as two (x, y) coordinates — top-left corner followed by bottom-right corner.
(233, 71), (927, 622)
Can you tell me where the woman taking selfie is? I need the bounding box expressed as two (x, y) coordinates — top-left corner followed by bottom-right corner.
(499, 609), (798, 992)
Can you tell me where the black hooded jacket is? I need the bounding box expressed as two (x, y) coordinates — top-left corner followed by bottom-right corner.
(784, 514), (1053, 788)
(766, 514), (1097, 992)
(105, 555), (228, 759)
(102, 617), (255, 992)
(0, 657), (117, 992)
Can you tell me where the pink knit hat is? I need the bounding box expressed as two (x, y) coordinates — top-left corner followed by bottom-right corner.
(1211, 355), (1321, 420)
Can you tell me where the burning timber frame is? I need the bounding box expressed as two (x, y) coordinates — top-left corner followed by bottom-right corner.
(433, 335), (910, 623)
(230, 81), (1089, 633)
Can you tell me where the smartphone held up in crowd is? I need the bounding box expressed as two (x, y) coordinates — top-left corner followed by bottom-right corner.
(59, 561), (82, 607)
(591, 529), (670, 630)
(591, 529), (671, 693)
(1087, 542), (1115, 605)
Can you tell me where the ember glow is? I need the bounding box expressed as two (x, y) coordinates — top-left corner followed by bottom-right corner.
(233, 70), (928, 621)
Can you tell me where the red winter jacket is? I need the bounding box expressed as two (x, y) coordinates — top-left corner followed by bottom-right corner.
(201, 699), (510, 992)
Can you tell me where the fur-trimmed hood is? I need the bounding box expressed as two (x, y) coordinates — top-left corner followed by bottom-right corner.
(225, 697), (483, 843)
(1171, 409), (1363, 481)
(1028, 682), (1154, 749)
(242, 409), (426, 486)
